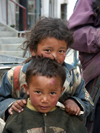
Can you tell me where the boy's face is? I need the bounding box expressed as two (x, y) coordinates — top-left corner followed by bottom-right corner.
(31, 37), (68, 65)
(26, 75), (64, 113)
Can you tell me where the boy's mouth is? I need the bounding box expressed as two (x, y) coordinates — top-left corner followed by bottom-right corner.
(40, 106), (49, 110)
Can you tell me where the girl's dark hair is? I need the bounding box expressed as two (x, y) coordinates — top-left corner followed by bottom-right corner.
(26, 56), (66, 87)
(21, 17), (74, 53)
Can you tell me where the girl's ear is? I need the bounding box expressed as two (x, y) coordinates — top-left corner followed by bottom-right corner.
(29, 47), (36, 56)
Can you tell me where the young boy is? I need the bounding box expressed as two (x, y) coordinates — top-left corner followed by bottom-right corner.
(3, 57), (87, 133)
(0, 17), (93, 122)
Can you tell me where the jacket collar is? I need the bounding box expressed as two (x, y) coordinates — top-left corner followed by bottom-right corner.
(22, 61), (31, 73)
(26, 98), (56, 112)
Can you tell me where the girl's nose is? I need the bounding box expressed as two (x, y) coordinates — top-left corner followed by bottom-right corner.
(51, 54), (60, 64)
(52, 53), (57, 59)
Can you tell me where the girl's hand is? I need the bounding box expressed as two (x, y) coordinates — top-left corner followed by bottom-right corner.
(64, 99), (80, 116)
(8, 99), (27, 115)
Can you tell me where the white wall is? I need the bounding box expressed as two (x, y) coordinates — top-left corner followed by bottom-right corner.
(0, 0), (16, 25)
(41, 0), (49, 17)
(0, 0), (6, 24)
(67, 0), (77, 19)
(41, 0), (77, 19)
(8, 1), (16, 26)
(0, 0), (77, 26)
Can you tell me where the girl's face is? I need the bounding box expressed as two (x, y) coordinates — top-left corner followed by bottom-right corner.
(31, 37), (68, 65)
(27, 75), (64, 113)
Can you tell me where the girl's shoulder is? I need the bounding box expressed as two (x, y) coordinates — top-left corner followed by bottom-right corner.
(63, 62), (81, 83)
(63, 62), (75, 71)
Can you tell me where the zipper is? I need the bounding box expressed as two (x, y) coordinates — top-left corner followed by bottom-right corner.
(43, 113), (47, 133)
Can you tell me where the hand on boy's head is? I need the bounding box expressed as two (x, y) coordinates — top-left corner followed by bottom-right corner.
(8, 99), (27, 115)
(64, 99), (80, 116)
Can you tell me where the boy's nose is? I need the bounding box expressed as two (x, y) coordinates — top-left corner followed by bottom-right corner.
(41, 95), (49, 103)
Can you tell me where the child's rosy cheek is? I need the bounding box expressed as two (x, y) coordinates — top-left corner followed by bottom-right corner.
(61, 55), (66, 61)
(64, 53), (66, 57)
(40, 53), (47, 58)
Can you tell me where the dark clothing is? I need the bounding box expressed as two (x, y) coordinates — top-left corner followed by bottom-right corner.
(3, 106), (87, 133)
(68, 0), (100, 132)
(92, 98), (100, 133)
(85, 76), (100, 133)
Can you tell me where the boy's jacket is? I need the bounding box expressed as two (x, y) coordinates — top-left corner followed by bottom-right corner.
(3, 99), (87, 133)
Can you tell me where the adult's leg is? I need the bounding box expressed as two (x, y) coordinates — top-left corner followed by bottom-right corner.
(85, 76), (100, 133)
(92, 97), (100, 133)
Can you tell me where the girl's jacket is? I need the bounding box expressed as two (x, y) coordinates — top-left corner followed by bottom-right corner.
(0, 60), (94, 121)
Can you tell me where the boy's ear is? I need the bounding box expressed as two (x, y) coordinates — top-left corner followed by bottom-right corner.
(24, 83), (29, 95)
(29, 47), (36, 56)
(61, 87), (65, 94)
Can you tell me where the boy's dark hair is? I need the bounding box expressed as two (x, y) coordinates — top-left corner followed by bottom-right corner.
(22, 17), (74, 52)
(26, 56), (66, 87)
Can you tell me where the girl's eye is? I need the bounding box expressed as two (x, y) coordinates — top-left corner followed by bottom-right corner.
(59, 50), (65, 53)
(45, 49), (51, 52)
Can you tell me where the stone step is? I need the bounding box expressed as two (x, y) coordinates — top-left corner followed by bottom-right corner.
(0, 31), (17, 37)
(0, 37), (25, 44)
(0, 54), (25, 64)
(0, 22), (17, 31)
(0, 43), (22, 51)
(0, 26), (13, 31)
(0, 26), (6, 31)
(0, 23), (5, 26)
(0, 51), (24, 57)
(0, 22), (26, 59)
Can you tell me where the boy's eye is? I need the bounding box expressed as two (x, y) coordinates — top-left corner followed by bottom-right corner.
(36, 91), (41, 94)
(50, 92), (55, 95)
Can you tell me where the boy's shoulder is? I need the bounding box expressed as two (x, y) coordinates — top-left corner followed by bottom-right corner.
(6, 107), (29, 125)
(53, 107), (87, 133)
